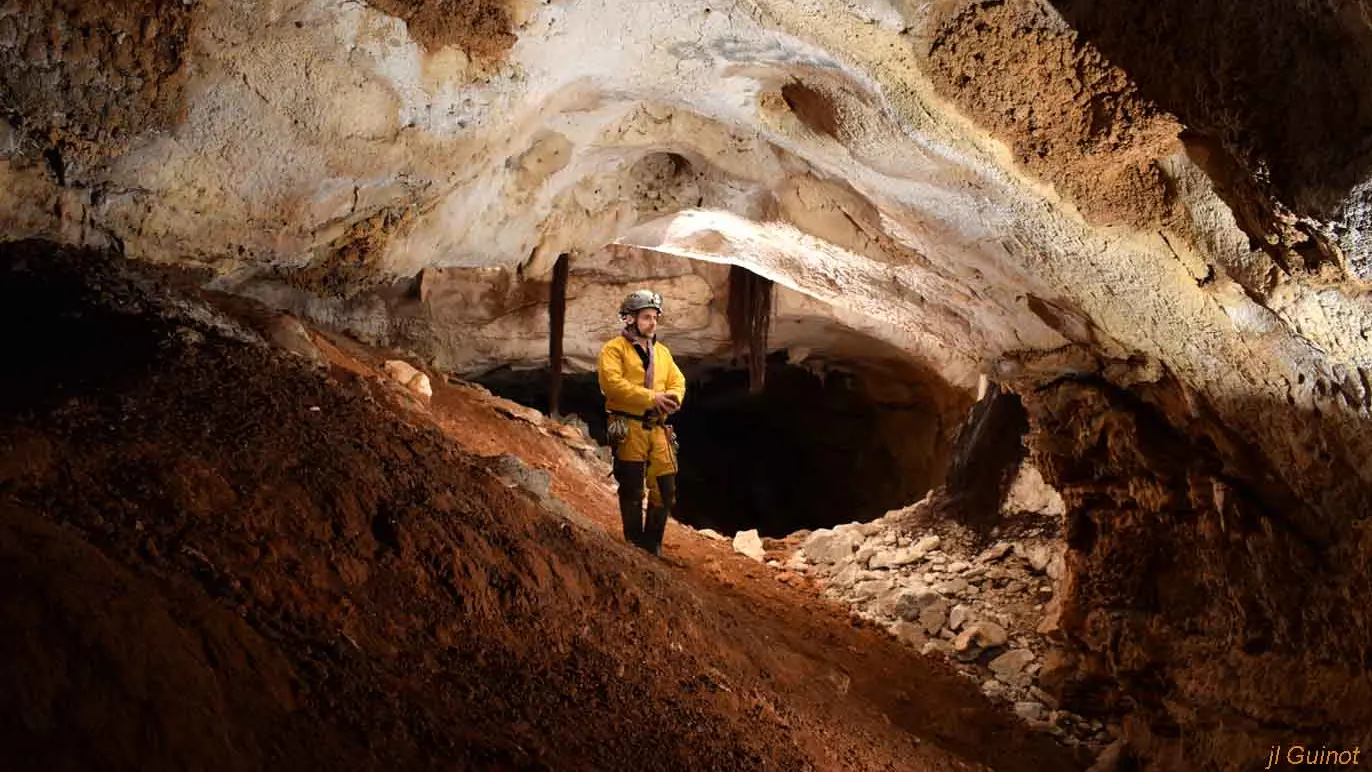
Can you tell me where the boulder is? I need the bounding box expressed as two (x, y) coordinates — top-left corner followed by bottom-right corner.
(912, 535), (941, 555)
(869, 545), (921, 569)
(267, 315), (326, 366)
(802, 528), (864, 564)
(952, 620), (1009, 661)
(733, 529), (765, 561)
(383, 360), (433, 398)
(948, 604), (972, 632)
(989, 649), (1036, 685)
(977, 541), (1013, 562)
(1015, 543), (1053, 573)
(852, 578), (896, 602)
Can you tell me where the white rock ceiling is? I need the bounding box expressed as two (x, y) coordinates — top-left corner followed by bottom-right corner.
(2, 0), (1371, 484)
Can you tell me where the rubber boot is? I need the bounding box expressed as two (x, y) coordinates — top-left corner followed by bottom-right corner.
(613, 460), (647, 547)
(643, 506), (669, 556)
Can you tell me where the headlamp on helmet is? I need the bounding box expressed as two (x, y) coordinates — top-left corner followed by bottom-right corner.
(619, 289), (663, 317)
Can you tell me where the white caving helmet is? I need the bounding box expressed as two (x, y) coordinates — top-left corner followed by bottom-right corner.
(619, 289), (663, 318)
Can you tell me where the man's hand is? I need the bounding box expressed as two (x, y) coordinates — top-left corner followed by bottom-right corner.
(652, 392), (681, 414)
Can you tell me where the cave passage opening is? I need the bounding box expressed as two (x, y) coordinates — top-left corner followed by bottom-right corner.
(474, 351), (956, 538)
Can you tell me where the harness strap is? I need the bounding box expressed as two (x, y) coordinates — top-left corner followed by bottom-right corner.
(607, 409), (670, 427)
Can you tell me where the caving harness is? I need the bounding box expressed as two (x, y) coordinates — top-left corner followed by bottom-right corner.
(605, 323), (679, 477)
(605, 408), (679, 467)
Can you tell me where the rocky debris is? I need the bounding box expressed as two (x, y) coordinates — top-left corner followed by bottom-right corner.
(800, 526), (865, 565)
(696, 528), (730, 543)
(1014, 701), (1049, 723)
(733, 529), (766, 562)
(777, 472), (1117, 751)
(1002, 463), (1066, 517)
(989, 649), (1035, 687)
(382, 360), (433, 399)
(953, 621), (1008, 660)
(490, 395), (546, 426)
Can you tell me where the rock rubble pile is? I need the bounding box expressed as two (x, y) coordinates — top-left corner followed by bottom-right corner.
(732, 464), (1118, 752)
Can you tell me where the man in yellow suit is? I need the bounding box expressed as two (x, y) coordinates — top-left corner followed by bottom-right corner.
(597, 289), (686, 556)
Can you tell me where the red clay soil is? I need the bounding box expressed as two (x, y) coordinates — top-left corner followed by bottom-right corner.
(0, 240), (1087, 772)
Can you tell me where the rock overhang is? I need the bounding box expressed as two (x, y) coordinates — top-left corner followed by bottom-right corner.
(2, 0), (1371, 484)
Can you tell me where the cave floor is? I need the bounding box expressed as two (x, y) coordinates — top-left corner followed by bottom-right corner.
(315, 329), (1089, 772)
(0, 245), (1087, 771)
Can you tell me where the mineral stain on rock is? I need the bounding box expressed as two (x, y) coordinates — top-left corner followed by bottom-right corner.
(364, 0), (517, 59)
(0, 0), (191, 178)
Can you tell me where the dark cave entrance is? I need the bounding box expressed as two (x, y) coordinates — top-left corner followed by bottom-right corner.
(473, 352), (956, 538)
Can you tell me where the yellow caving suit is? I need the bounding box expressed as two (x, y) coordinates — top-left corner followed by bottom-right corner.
(597, 333), (686, 550)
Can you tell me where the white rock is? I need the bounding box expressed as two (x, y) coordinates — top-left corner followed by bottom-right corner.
(949, 604), (972, 631)
(857, 521), (885, 537)
(922, 640), (955, 658)
(267, 315), (326, 366)
(953, 621), (1009, 659)
(732, 529), (766, 561)
(802, 528), (864, 564)
(1047, 551), (1067, 581)
(854, 543), (880, 567)
(869, 545), (922, 569)
(978, 542), (1013, 562)
(1014, 701), (1049, 722)
(990, 649), (1036, 680)
(934, 578), (970, 596)
(852, 578), (896, 601)
(1015, 543), (1053, 573)
(913, 535), (941, 555)
(948, 560), (971, 573)
(834, 522), (865, 538)
(1002, 463), (1066, 517)
(697, 528), (730, 542)
(831, 561), (862, 589)
(383, 360), (433, 398)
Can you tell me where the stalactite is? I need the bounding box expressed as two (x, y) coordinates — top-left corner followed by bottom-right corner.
(727, 264), (774, 394)
(548, 253), (571, 416)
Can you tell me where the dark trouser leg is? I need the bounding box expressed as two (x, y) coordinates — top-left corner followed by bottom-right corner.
(613, 459), (647, 546)
(643, 473), (676, 555)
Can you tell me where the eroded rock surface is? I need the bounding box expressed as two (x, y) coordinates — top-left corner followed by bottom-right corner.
(3, 0), (1372, 769)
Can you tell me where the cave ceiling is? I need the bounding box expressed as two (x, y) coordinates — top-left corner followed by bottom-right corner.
(2, 0), (1371, 483)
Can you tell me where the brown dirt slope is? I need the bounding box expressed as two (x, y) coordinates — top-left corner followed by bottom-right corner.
(0, 238), (1086, 771)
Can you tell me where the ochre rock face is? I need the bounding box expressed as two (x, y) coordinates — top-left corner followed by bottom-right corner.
(1019, 372), (1372, 771)
(4, 0), (1372, 768)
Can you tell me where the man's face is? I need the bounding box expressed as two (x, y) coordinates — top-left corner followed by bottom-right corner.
(632, 308), (659, 337)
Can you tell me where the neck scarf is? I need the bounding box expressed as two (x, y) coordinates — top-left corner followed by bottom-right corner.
(622, 327), (655, 389)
